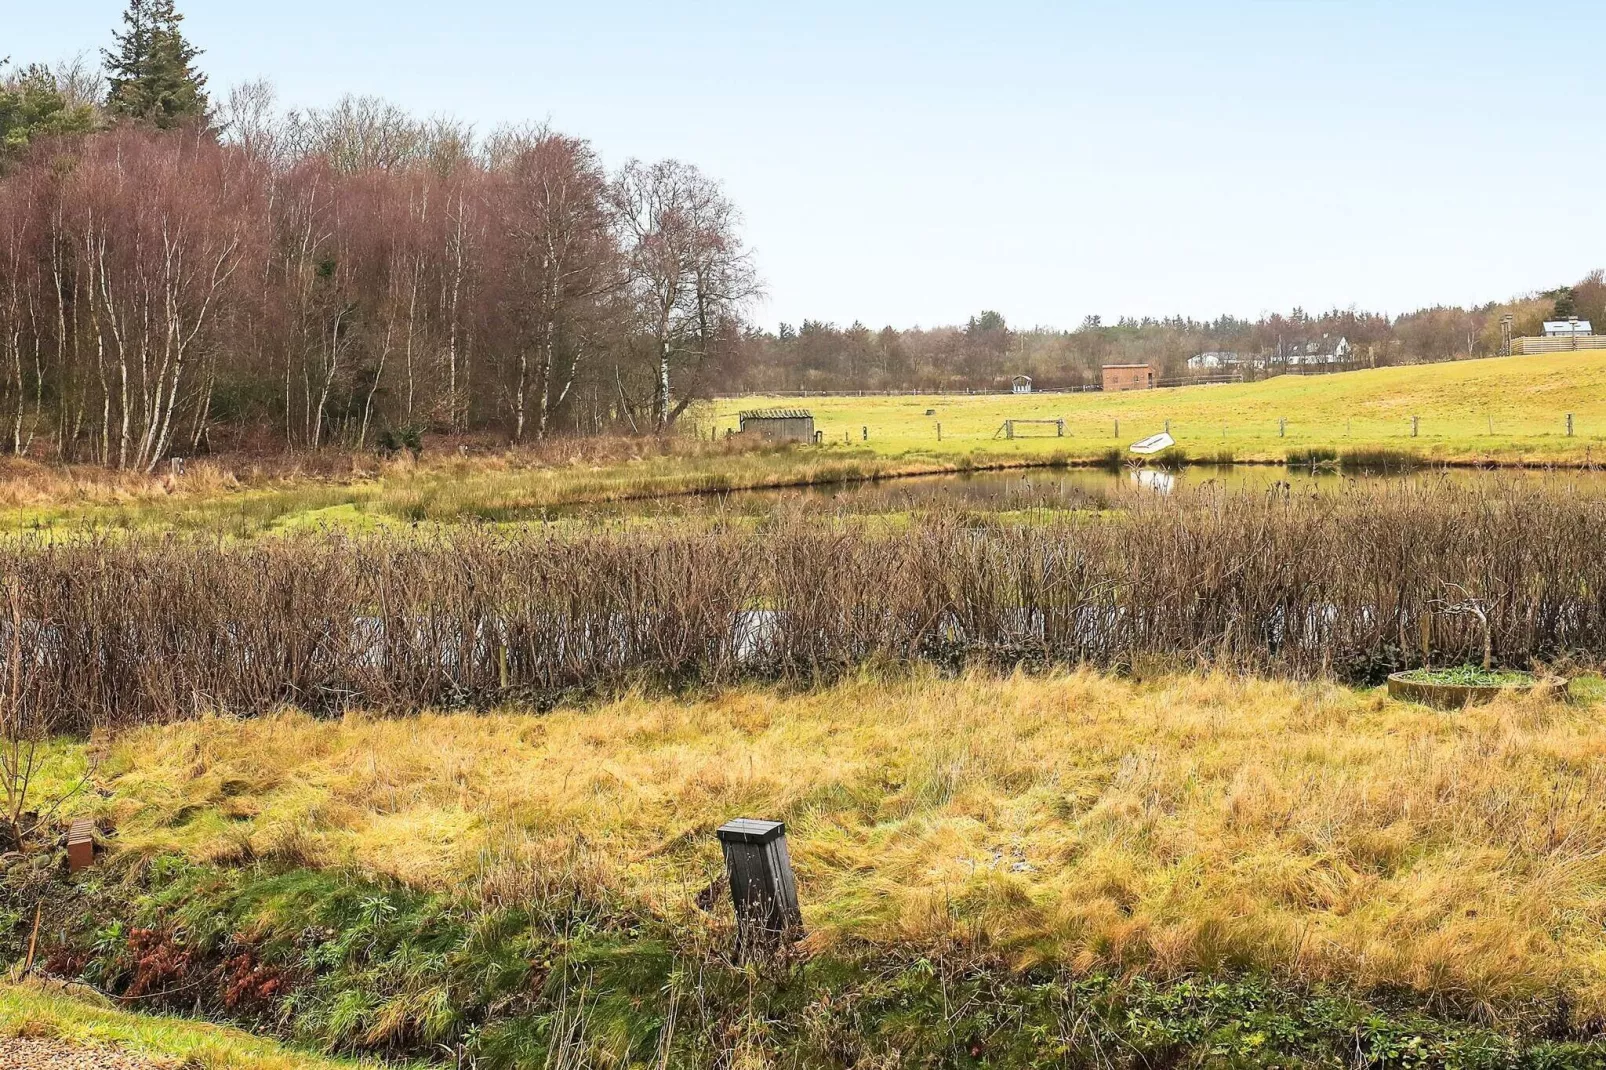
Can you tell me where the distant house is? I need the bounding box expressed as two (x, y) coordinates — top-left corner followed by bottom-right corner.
(1186, 351), (1242, 371)
(738, 408), (815, 443)
(1283, 336), (1351, 366)
(1011, 374), (1033, 394)
(1545, 320), (1594, 336)
(1516, 321), (1606, 354)
(1103, 364), (1156, 392)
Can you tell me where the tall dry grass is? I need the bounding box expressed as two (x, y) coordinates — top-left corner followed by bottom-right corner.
(8, 478), (1606, 731)
(88, 671), (1606, 1027)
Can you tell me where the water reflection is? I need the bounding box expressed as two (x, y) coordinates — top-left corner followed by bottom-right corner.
(1130, 468), (1176, 494)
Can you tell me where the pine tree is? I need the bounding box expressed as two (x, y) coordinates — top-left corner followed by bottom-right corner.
(0, 65), (98, 160)
(103, 0), (208, 128)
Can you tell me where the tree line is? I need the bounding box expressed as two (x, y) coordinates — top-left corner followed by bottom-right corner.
(738, 276), (1606, 394)
(0, 2), (757, 468)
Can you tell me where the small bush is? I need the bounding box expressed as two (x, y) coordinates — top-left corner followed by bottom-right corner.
(1286, 447), (1339, 469)
(1341, 447), (1420, 473)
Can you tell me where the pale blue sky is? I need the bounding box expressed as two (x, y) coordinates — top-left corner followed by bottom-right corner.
(13, 1), (1605, 329)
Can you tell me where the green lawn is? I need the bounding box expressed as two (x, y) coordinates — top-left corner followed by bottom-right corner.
(708, 350), (1606, 462)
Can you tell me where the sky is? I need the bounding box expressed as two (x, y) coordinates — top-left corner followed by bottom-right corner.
(11, 1), (1606, 331)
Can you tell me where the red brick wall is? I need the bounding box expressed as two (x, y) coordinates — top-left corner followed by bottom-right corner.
(1102, 366), (1154, 392)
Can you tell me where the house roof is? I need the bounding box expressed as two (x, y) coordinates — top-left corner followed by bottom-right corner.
(1102, 363), (1153, 370)
(740, 408), (814, 421)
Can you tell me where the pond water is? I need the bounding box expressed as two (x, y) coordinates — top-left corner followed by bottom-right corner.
(544, 463), (1604, 521)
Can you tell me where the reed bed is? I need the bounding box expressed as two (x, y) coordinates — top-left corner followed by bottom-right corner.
(9, 477), (1606, 732)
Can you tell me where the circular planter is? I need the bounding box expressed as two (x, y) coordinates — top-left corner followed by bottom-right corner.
(1387, 671), (1569, 709)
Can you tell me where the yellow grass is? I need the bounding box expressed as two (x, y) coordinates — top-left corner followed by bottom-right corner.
(711, 350), (1606, 462)
(0, 979), (394, 1069)
(64, 670), (1606, 1025)
(0, 439), (962, 534)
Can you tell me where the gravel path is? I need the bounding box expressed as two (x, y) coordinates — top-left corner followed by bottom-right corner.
(0, 1036), (166, 1069)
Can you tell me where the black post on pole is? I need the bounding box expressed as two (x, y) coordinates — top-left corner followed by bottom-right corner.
(715, 819), (802, 955)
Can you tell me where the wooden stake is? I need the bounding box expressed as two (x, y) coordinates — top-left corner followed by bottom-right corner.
(23, 903), (40, 976)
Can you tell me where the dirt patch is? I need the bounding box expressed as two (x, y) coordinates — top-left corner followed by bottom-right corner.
(0, 1036), (168, 1069)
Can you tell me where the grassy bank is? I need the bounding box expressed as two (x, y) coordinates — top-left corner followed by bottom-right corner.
(0, 437), (961, 535)
(0, 980), (393, 1068)
(716, 350), (1606, 463)
(29, 671), (1606, 1034)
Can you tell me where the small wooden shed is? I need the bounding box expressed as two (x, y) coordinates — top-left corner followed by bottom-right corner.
(1011, 375), (1033, 394)
(739, 408), (816, 443)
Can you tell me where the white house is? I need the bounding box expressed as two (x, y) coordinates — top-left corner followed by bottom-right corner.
(1284, 336), (1350, 365)
(1545, 320), (1594, 336)
(1186, 351), (1242, 371)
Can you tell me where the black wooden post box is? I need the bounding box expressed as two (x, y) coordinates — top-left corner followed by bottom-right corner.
(715, 818), (802, 952)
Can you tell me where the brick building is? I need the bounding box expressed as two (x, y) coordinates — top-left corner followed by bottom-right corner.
(1102, 364), (1156, 392)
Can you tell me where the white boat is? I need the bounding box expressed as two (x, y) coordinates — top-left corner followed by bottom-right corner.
(1128, 432), (1176, 455)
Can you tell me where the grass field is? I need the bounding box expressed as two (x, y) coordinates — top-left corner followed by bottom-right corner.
(711, 350), (1606, 463)
(0, 352), (1600, 536)
(44, 670), (1606, 1030)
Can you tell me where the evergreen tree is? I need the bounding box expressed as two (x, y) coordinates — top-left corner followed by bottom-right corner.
(0, 65), (97, 160)
(103, 0), (208, 128)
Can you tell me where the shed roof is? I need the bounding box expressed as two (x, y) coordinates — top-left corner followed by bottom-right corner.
(740, 408), (814, 420)
(1102, 363), (1154, 370)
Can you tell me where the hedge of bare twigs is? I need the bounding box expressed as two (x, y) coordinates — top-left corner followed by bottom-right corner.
(8, 479), (1606, 731)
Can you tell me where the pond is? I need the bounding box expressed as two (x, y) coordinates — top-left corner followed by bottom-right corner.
(539, 463), (1606, 521)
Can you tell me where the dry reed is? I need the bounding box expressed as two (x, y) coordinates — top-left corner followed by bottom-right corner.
(8, 478), (1606, 732)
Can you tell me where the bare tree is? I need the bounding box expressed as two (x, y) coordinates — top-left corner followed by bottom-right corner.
(496, 129), (617, 441)
(611, 159), (757, 431)
(216, 77), (282, 162)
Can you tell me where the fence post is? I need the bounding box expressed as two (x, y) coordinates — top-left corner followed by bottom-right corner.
(1164, 420), (1170, 434)
(862, 425), (868, 442)
(716, 819), (802, 955)
(1114, 418), (1119, 439)
(1005, 421), (1014, 440)
(1412, 416), (1419, 437)
(1279, 418), (1286, 438)
(936, 422), (942, 442)
(1567, 413), (1574, 437)
(1057, 419), (1065, 437)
